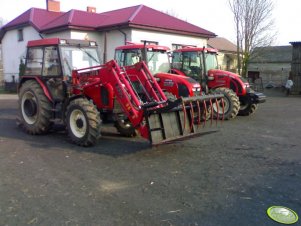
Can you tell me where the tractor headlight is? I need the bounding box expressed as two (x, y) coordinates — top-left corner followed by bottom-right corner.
(207, 75), (215, 81)
(60, 39), (67, 45)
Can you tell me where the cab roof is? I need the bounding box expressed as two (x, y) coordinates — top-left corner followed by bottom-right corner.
(27, 38), (97, 47)
(173, 46), (218, 53)
(115, 43), (170, 51)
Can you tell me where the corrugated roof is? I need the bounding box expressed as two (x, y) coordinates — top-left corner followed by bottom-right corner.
(1, 5), (216, 40)
(208, 37), (237, 52)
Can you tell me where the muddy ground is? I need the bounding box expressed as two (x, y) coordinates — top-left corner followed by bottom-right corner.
(0, 90), (300, 226)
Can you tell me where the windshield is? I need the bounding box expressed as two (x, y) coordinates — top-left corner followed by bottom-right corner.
(146, 50), (170, 74)
(60, 46), (100, 77)
(172, 51), (202, 81)
(115, 49), (141, 67)
(115, 49), (171, 74)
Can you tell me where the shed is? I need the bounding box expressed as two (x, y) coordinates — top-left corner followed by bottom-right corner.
(248, 46), (292, 87)
(290, 42), (301, 94)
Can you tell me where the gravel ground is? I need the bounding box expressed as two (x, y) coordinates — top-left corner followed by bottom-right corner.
(0, 90), (300, 226)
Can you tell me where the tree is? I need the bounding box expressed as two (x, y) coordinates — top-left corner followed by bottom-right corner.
(229, 0), (276, 76)
(19, 58), (25, 77)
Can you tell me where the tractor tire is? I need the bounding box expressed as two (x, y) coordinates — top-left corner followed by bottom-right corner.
(238, 102), (258, 116)
(114, 118), (136, 137)
(18, 80), (52, 134)
(164, 91), (177, 101)
(202, 107), (212, 121)
(212, 87), (240, 120)
(66, 98), (101, 147)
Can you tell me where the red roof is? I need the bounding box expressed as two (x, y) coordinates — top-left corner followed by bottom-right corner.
(96, 5), (215, 37)
(1, 5), (216, 39)
(42, 9), (108, 32)
(3, 8), (63, 31)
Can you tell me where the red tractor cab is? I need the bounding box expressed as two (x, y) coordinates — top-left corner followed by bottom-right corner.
(115, 43), (202, 98)
(172, 47), (266, 119)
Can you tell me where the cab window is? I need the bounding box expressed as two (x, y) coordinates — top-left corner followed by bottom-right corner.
(25, 47), (43, 75)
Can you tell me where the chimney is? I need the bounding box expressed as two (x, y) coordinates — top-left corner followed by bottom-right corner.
(46, 0), (60, 12)
(87, 6), (96, 13)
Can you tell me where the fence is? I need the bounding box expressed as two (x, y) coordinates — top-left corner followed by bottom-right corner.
(0, 73), (19, 93)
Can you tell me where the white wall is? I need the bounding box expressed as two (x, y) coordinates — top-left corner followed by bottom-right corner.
(103, 28), (207, 62)
(70, 30), (104, 63)
(2, 26), (40, 81)
(131, 29), (207, 49)
(46, 30), (104, 63)
(44, 31), (71, 39)
(104, 29), (131, 61)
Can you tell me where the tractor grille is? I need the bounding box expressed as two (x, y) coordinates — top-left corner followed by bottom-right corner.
(101, 87), (109, 105)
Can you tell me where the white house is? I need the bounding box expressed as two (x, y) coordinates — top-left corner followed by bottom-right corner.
(0, 0), (216, 82)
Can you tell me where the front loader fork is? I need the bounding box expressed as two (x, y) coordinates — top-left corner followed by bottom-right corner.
(141, 94), (224, 145)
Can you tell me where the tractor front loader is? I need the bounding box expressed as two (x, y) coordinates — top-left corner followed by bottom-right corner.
(18, 38), (224, 146)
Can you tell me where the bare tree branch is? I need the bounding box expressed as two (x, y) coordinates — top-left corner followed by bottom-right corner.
(228, 0), (276, 76)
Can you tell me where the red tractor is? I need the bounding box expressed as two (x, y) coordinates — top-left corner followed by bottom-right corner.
(18, 38), (222, 146)
(115, 43), (226, 119)
(172, 47), (266, 119)
(115, 43), (205, 99)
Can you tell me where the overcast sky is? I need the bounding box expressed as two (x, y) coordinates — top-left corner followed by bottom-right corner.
(0, 0), (300, 45)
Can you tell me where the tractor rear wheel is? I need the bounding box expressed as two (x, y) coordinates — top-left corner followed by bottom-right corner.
(18, 80), (52, 134)
(212, 87), (240, 120)
(66, 98), (101, 147)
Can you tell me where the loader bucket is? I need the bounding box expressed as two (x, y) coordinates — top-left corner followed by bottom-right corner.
(143, 93), (224, 145)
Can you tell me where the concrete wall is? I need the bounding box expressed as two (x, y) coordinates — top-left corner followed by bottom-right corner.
(2, 26), (40, 82)
(248, 62), (291, 86)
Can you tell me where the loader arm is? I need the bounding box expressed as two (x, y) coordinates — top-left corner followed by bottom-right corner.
(72, 60), (224, 145)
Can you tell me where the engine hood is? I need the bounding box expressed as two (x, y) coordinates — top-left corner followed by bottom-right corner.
(155, 72), (200, 86)
(208, 69), (240, 79)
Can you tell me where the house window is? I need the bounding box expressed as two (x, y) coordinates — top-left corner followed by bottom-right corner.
(172, 44), (184, 50)
(141, 40), (158, 45)
(172, 44), (196, 50)
(18, 29), (23, 41)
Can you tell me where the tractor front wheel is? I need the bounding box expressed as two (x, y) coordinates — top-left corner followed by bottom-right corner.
(114, 117), (136, 137)
(18, 80), (52, 134)
(66, 98), (101, 147)
(212, 87), (240, 120)
(238, 101), (258, 116)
